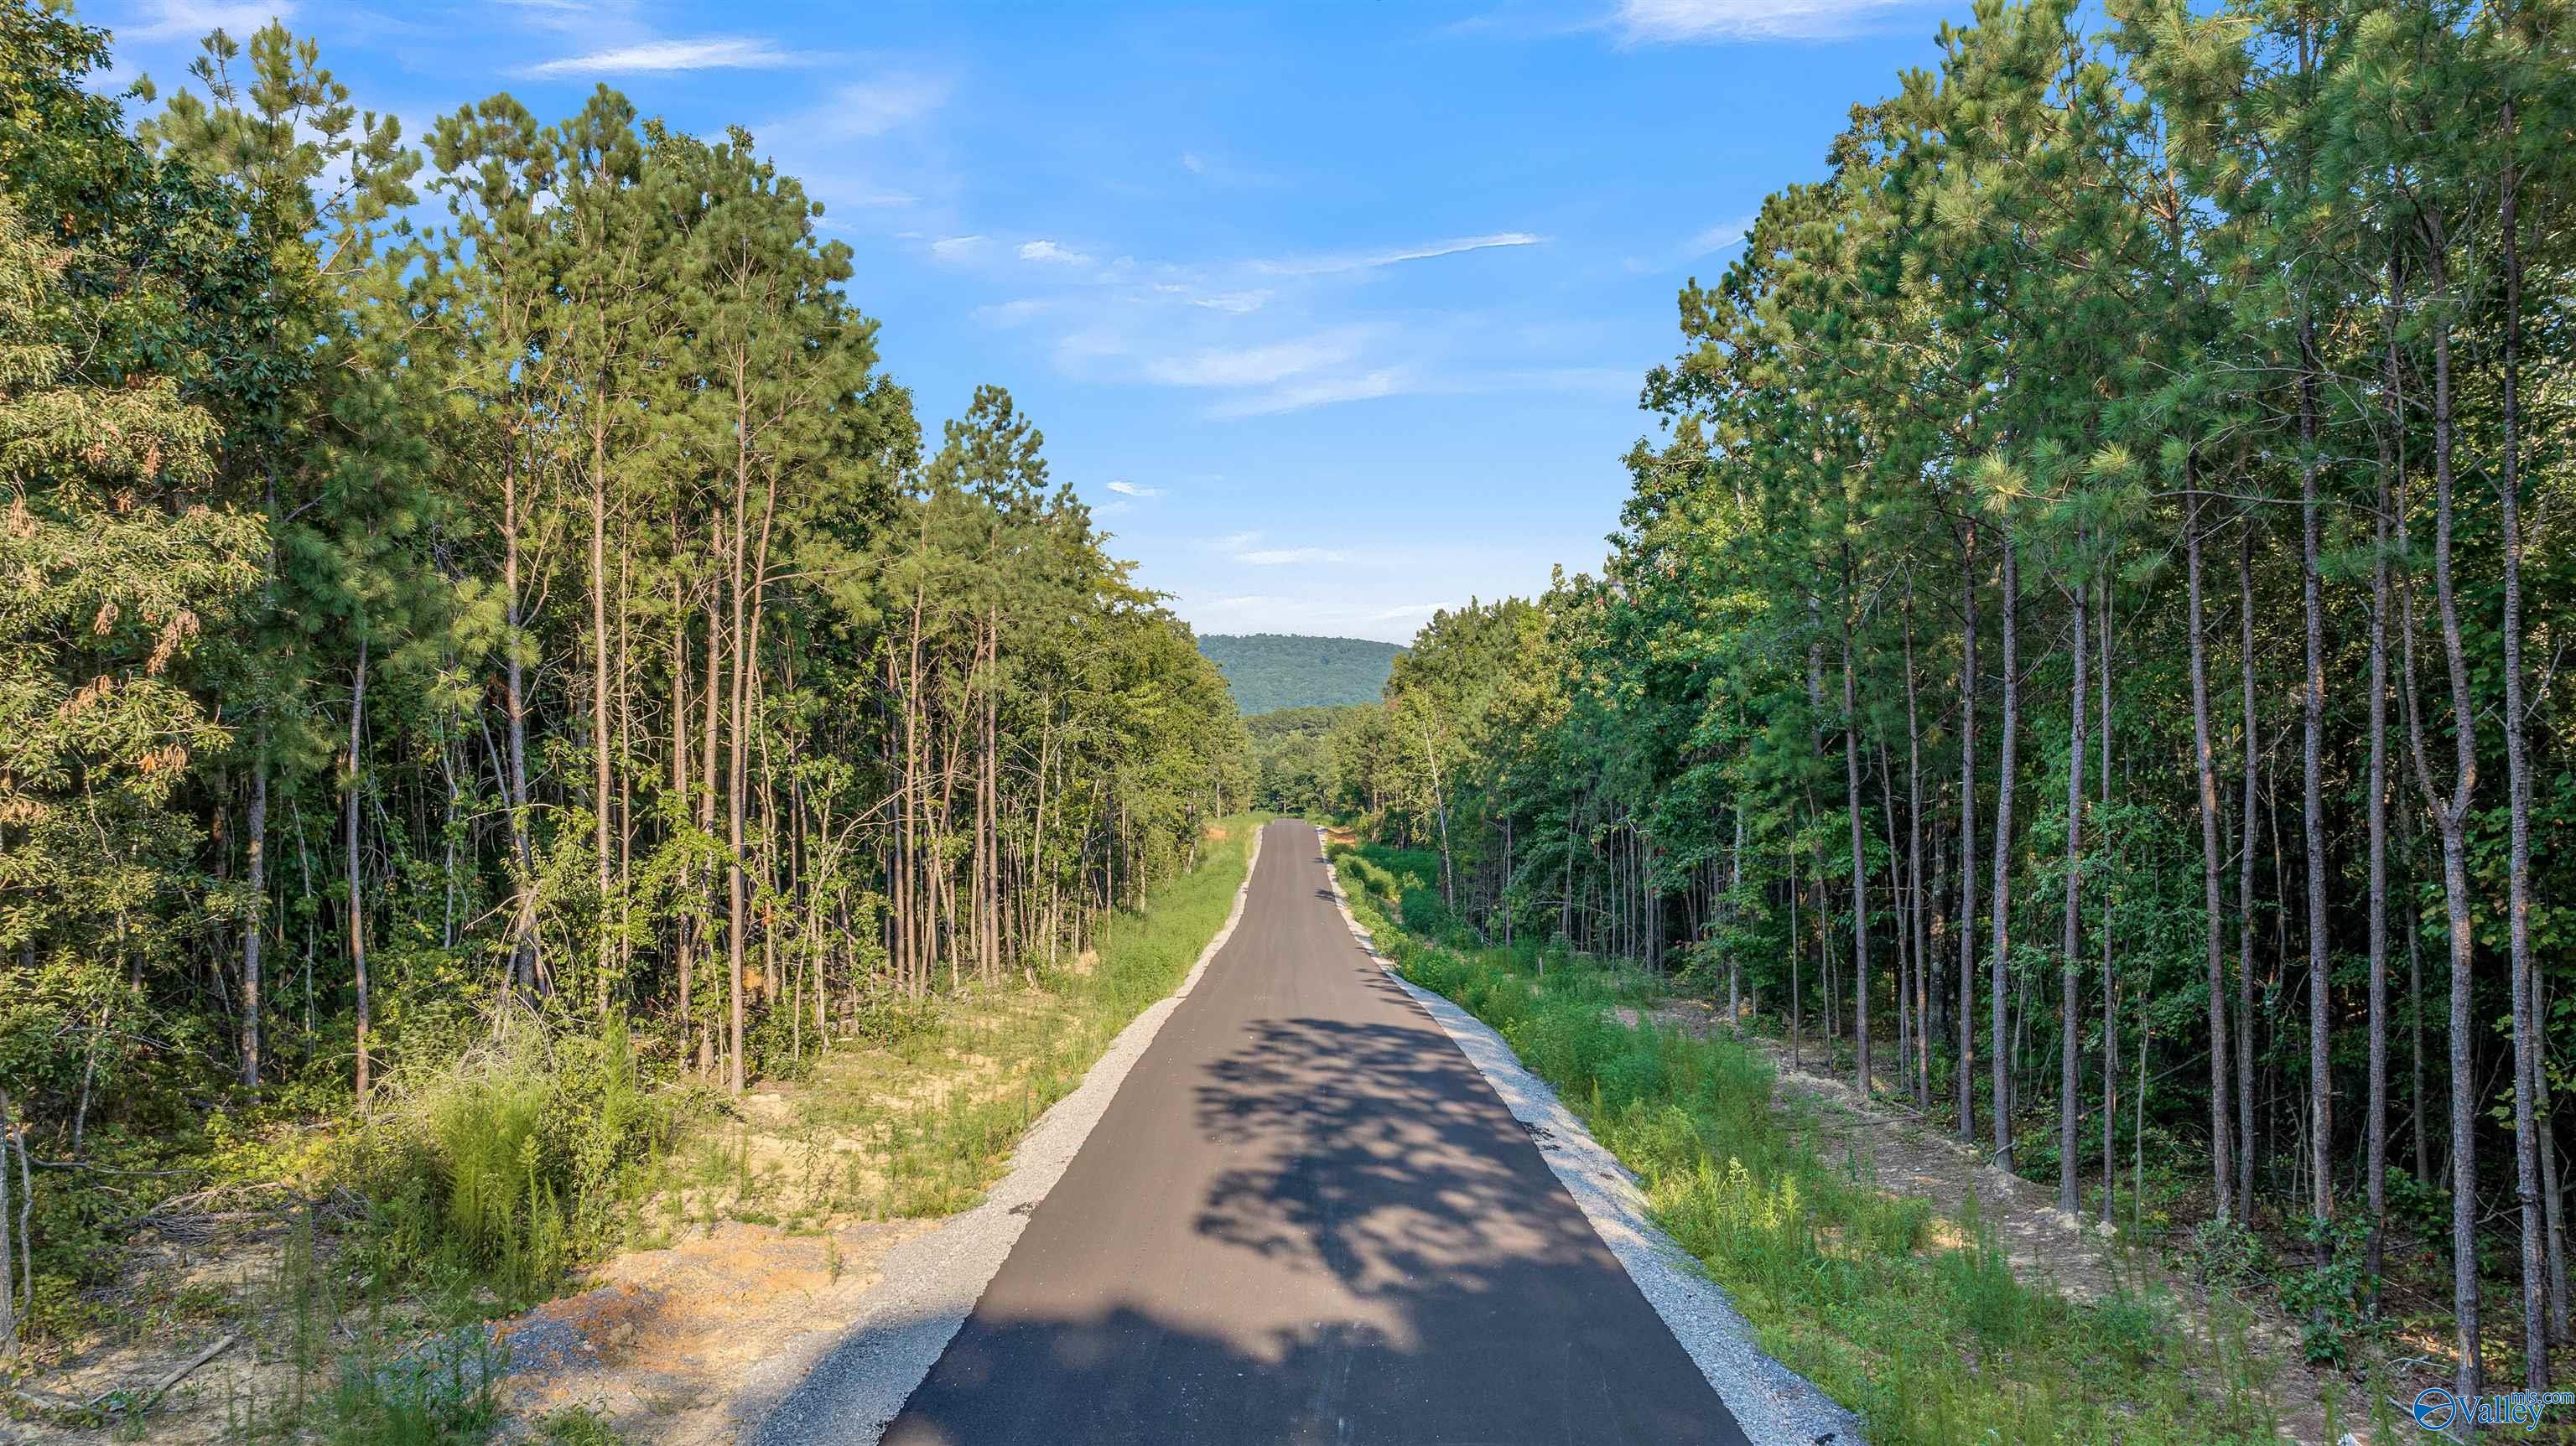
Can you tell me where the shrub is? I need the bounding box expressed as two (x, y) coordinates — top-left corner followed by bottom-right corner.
(350, 1018), (683, 1300)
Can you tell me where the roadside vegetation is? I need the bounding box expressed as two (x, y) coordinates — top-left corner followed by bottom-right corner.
(1309, 0), (2574, 1406)
(12, 818), (1257, 1445)
(1333, 842), (2345, 1445)
(0, 4), (1251, 1438)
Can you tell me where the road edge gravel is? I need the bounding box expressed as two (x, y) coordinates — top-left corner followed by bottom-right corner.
(1317, 825), (1867, 1446)
(746, 825), (1265, 1446)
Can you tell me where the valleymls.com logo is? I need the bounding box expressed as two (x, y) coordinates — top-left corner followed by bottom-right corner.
(2412, 1386), (2574, 1433)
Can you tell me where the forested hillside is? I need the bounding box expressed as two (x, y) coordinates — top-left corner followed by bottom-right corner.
(1328, 0), (2572, 1396)
(1197, 633), (1401, 713)
(0, 6), (1245, 1362)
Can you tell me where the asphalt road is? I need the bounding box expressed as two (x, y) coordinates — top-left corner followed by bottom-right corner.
(881, 818), (1756, 1446)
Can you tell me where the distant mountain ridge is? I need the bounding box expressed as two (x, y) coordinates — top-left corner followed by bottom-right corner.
(1197, 633), (1402, 714)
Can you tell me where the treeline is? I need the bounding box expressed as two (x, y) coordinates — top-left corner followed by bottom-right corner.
(1333, 0), (2569, 1392)
(0, 8), (1244, 1350)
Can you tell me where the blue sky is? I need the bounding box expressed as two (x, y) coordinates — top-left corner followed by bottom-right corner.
(101, 0), (1955, 643)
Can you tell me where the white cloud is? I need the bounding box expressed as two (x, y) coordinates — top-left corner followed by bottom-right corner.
(1209, 368), (1408, 417)
(1144, 333), (1362, 389)
(124, 0), (290, 41)
(1180, 151), (1209, 174)
(821, 73), (951, 137)
(1258, 231), (1542, 277)
(1615, 0), (1915, 43)
(1373, 603), (1443, 620)
(1688, 214), (1759, 254)
(522, 36), (794, 77)
(1237, 546), (1352, 566)
(1189, 289), (1272, 314)
(973, 298), (1052, 328)
(1018, 239), (1093, 266)
(1105, 480), (1161, 498)
(930, 235), (988, 260)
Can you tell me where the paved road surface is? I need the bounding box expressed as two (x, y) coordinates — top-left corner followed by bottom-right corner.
(882, 819), (1755, 1445)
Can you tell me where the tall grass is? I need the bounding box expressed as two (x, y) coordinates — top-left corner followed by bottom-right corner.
(1332, 842), (2285, 1446)
(349, 1017), (687, 1306)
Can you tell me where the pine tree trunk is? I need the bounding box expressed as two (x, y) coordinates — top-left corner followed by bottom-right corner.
(2298, 322), (2333, 1241)
(1904, 600), (1929, 1112)
(2097, 569), (2116, 1225)
(2059, 561), (2086, 1215)
(503, 455), (538, 993)
(347, 635), (371, 1109)
(1841, 612), (1870, 1097)
(589, 425), (615, 1018)
(2403, 230), (2482, 1397)
(1991, 532), (2018, 1170)
(2367, 350), (2395, 1283)
(2496, 94), (2548, 1390)
(1958, 523), (1981, 1144)
(2236, 524), (2260, 1206)
(242, 749), (266, 1088)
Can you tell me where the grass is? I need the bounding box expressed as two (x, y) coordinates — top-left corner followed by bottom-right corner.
(1331, 840), (2290, 1446)
(653, 814), (1267, 1226)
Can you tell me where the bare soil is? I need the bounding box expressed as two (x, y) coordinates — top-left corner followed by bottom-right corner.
(492, 1217), (934, 1445)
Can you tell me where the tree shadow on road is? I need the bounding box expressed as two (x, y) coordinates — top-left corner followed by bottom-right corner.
(884, 970), (1754, 1445)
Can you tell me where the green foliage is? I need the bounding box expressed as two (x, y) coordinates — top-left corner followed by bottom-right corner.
(1197, 634), (1401, 714)
(326, 1327), (505, 1446)
(1244, 705), (1363, 814)
(0, 4), (1252, 1366)
(351, 1021), (684, 1301)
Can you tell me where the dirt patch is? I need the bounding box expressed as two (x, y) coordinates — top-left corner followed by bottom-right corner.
(1649, 998), (2354, 1444)
(494, 1218), (934, 1445)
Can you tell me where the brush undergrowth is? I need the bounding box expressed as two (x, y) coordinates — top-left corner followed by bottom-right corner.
(1331, 840), (2290, 1446)
(667, 815), (1266, 1223)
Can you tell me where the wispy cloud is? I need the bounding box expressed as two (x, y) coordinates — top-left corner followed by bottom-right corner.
(1209, 369), (1408, 417)
(1144, 332), (1363, 389)
(930, 235), (988, 260)
(522, 35), (796, 78)
(1257, 231), (1543, 277)
(1237, 546), (1351, 566)
(1018, 239), (1093, 266)
(1105, 479), (1161, 498)
(973, 298), (1053, 328)
(815, 72), (951, 136)
(1189, 289), (1271, 314)
(1615, 0), (1917, 43)
(124, 0), (292, 41)
(1175, 149), (1282, 189)
(1688, 214), (1759, 254)
(1626, 214), (1760, 273)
